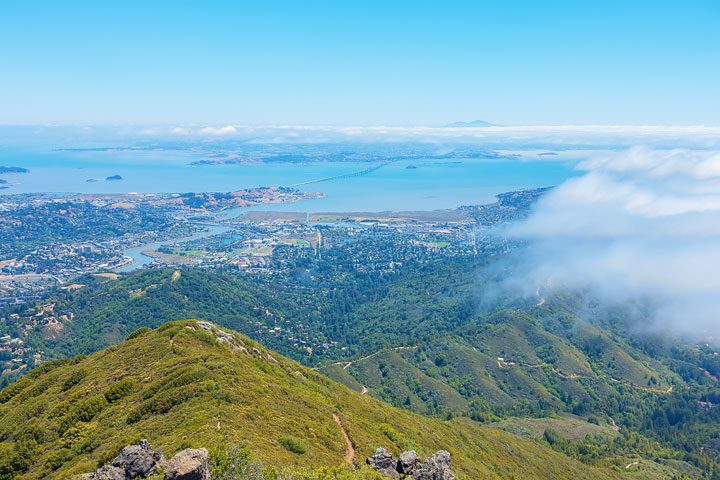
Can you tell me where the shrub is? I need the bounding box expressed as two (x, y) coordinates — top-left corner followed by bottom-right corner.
(128, 382), (211, 424)
(210, 444), (264, 480)
(0, 439), (36, 479)
(142, 366), (211, 400)
(26, 358), (74, 379)
(104, 378), (136, 403)
(379, 424), (400, 443)
(17, 418), (49, 444)
(126, 327), (151, 340)
(277, 465), (383, 479)
(61, 422), (98, 453)
(44, 448), (73, 471)
(62, 369), (87, 391)
(73, 395), (107, 422)
(278, 436), (306, 455)
(60, 395), (107, 433)
(543, 428), (561, 446)
(0, 379), (27, 404)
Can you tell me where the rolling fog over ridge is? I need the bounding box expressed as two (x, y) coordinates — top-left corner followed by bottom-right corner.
(501, 146), (720, 340)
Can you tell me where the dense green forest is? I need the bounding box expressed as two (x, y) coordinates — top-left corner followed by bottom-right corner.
(1, 254), (718, 477)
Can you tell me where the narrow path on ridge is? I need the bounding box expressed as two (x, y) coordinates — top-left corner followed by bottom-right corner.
(334, 345), (418, 370)
(332, 413), (355, 465)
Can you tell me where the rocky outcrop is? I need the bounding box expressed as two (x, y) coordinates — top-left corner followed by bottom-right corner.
(82, 441), (453, 480)
(367, 448), (455, 480)
(411, 451), (455, 480)
(366, 448), (400, 478)
(113, 439), (165, 478)
(195, 321), (277, 362)
(397, 450), (419, 476)
(164, 448), (210, 480)
(79, 441), (209, 480)
(86, 465), (125, 480)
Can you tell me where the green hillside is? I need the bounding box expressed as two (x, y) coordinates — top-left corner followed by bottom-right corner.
(0, 320), (680, 480)
(1, 266), (718, 476)
(322, 307), (678, 417)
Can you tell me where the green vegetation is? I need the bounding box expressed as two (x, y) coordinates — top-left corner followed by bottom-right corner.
(1, 258), (719, 477)
(278, 436), (307, 455)
(211, 443), (383, 480)
(0, 320), (660, 480)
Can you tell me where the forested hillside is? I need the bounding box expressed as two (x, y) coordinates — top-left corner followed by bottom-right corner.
(1, 259), (719, 477)
(0, 321), (657, 480)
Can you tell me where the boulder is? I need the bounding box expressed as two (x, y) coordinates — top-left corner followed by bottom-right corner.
(376, 467), (400, 478)
(366, 448), (456, 480)
(397, 450), (419, 475)
(78, 465), (126, 480)
(411, 450), (455, 480)
(164, 448), (210, 480)
(95, 465), (127, 480)
(112, 439), (164, 478)
(366, 447), (401, 478)
(367, 447), (396, 471)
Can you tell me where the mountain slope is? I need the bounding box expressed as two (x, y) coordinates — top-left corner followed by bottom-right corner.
(0, 320), (643, 480)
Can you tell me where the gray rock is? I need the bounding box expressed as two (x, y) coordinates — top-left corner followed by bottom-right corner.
(376, 466), (400, 478)
(411, 450), (455, 480)
(164, 448), (210, 480)
(96, 465), (127, 480)
(366, 447), (396, 471)
(397, 450), (419, 475)
(112, 439), (164, 478)
(81, 465), (125, 480)
(197, 321), (248, 354)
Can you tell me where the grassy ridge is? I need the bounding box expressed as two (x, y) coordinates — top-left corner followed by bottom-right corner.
(0, 320), (650, 480)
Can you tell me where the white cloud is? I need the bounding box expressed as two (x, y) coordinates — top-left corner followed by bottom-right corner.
(156, 124), (720, 147)
(504, 147), (720, 337)
(198, 125), (238, 136)
(170, 126), (191, 135)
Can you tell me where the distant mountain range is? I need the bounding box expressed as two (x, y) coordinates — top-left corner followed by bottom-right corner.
(442, 120), (495, 128)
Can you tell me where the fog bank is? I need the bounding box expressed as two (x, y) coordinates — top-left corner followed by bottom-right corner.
(505, 146), (720, 337)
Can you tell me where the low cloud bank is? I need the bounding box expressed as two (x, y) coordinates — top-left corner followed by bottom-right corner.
(6, 124), (720, 150)
(504, 146), (720, 338)
(163, 124), (720, 148)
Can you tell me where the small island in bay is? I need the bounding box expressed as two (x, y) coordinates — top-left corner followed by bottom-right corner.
(106, 174), (123, 181)
(86, 178), (98, 183)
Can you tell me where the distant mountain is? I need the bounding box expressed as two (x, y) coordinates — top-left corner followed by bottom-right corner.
(0, 320), (629, 479)
(0, 166), (29, 174)
(442, 120), (495, 128)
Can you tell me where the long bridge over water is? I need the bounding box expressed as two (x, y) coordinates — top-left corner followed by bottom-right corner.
(289, 161), (394, 187)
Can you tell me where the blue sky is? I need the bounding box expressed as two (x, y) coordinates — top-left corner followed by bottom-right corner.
(1, 0), (719, 126)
